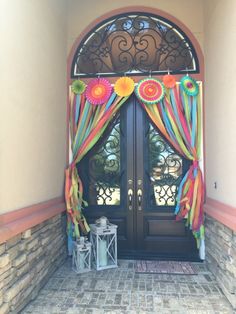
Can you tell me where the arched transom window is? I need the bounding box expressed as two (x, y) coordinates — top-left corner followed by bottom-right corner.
(71, 12), (199, 78)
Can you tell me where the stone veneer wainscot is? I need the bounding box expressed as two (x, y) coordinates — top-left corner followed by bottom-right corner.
(0, 213), (67, 314)
(205, 214), (236, 309)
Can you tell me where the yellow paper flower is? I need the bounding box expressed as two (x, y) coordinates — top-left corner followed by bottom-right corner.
(114, 77), (135, 97)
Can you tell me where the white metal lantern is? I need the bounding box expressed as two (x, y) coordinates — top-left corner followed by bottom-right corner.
(72, 237), (91, 273)
(90, 218), (117, 271)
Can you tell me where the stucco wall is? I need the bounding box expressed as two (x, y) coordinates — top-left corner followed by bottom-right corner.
(67, 0), (204, 53)
(0, 0), (67, 213)
(1, 0), (234, 214)
(204, 0), (236, 206)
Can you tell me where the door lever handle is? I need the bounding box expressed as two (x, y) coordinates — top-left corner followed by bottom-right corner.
(137, 189), (142, 211)
(128, 188), (133, 210)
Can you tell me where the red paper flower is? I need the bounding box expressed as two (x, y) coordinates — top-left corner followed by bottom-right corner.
(163, 74), (176, 89)
(135, 78), (165, 105)
(86, 78), (112, 105)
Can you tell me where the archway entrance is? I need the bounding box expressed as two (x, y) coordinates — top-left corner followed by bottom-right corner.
(68, 9), (204, 261)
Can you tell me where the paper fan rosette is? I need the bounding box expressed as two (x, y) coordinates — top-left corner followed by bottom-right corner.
(163, 74), (176, 89)
(86, 78), (112, 105)
(114, 77), (135, 97)
(180, 75), (199, 96)
(135, 78), (165, 105)
(71, 79), (86, 95)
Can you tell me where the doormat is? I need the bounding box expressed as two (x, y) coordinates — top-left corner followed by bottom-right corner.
(135, 260), (196, 275)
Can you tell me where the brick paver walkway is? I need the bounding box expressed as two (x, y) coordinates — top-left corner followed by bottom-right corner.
(21, 259), (234, 314)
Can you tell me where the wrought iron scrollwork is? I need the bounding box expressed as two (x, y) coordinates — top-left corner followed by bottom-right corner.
(88, 118), (122, 205)
(147, 124), (183, 207)
(71, 13), (199, 78)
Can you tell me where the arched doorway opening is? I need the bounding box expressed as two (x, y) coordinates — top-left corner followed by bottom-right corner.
(67, 8), (204, 260)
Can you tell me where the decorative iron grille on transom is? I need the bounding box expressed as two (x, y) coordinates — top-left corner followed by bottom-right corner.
(71, 12), (199, 78)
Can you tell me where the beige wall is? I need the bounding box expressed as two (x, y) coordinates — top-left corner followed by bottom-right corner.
(1, 0), (234, 213)
(0, 0), (67, 213)
(204, 0), (236, 206)
(67, 0), (204, 53)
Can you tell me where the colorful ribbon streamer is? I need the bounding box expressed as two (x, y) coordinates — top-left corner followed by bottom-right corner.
(66, 77), (205, 258)
(65, 88), (129, 253)
(143, 83), (204, 256)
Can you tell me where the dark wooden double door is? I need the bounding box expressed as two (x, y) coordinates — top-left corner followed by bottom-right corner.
(79, 96), (198, 260)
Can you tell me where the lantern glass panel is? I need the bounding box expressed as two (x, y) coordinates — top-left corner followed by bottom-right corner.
(72, 240), (92, 273)
(90, 223), (118, 271)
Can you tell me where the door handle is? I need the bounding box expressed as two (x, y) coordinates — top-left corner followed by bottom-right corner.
(128, 188), (133, 210)
(137, 189), (142, 211)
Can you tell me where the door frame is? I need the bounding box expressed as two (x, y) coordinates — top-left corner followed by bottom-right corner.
(78, 96), (199, 260)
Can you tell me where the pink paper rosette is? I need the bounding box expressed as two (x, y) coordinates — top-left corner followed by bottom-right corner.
(85, 78), (112, 105)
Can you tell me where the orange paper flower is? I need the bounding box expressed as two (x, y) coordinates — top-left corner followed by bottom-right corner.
(114, 77), (135, 97)
(163, 74), (176, 89)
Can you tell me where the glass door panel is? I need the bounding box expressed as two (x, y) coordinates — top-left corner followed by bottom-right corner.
(145, 123), (190, 209)
(88, 117), (122, 206)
